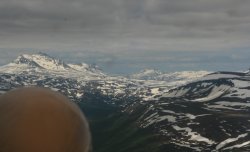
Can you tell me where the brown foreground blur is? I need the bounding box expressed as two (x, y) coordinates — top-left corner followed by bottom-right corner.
(0, 87), (91, 152)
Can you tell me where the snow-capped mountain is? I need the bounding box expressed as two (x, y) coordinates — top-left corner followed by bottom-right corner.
(1, 53), (250, 151)
(0, 53), (105, 80)
(14, 53), (70, 70)
(0, 53), (158, 103)
(129, 69), (163, 80)
(129, 68), (210, 87)
(0, 53), (210, 101)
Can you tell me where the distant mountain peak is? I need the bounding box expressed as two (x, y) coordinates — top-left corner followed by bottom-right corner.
(129, 68), (211, 83)
(140, 68), (162, 74)
(14, 54), (43, 68)
(1, 52), (106, 79)
(13, 53), (70, 70)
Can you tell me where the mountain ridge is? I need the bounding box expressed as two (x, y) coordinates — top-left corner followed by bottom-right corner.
(129, 68), (210, 81)
(0, 53), (106, 80)
(1, 53), (250, 151)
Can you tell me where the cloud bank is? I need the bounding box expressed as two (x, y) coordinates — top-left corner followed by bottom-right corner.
(0, 0), (249, 73)
(0, 0), (249, 51)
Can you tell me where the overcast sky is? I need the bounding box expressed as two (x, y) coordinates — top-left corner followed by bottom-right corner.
(0, 0), (250, 74)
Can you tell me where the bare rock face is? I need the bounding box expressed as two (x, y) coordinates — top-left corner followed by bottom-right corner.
(0, 87), (91, 152)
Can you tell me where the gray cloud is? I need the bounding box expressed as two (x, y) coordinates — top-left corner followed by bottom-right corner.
(0, 0), (250, 73)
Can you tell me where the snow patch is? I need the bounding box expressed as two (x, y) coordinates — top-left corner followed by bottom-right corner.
(223, 141), (250, 150)
(173, 125), (215, 145)
(191, 85), (230, 102)
(216, 133), (248, 150)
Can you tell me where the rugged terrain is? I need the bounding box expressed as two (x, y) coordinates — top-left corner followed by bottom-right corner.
(1, 53), (250, 151)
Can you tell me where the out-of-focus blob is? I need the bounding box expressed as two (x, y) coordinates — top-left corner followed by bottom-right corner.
(0, 87), (91, 152)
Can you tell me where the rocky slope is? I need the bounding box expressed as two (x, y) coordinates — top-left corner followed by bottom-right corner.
(1, 53), (250, 151)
